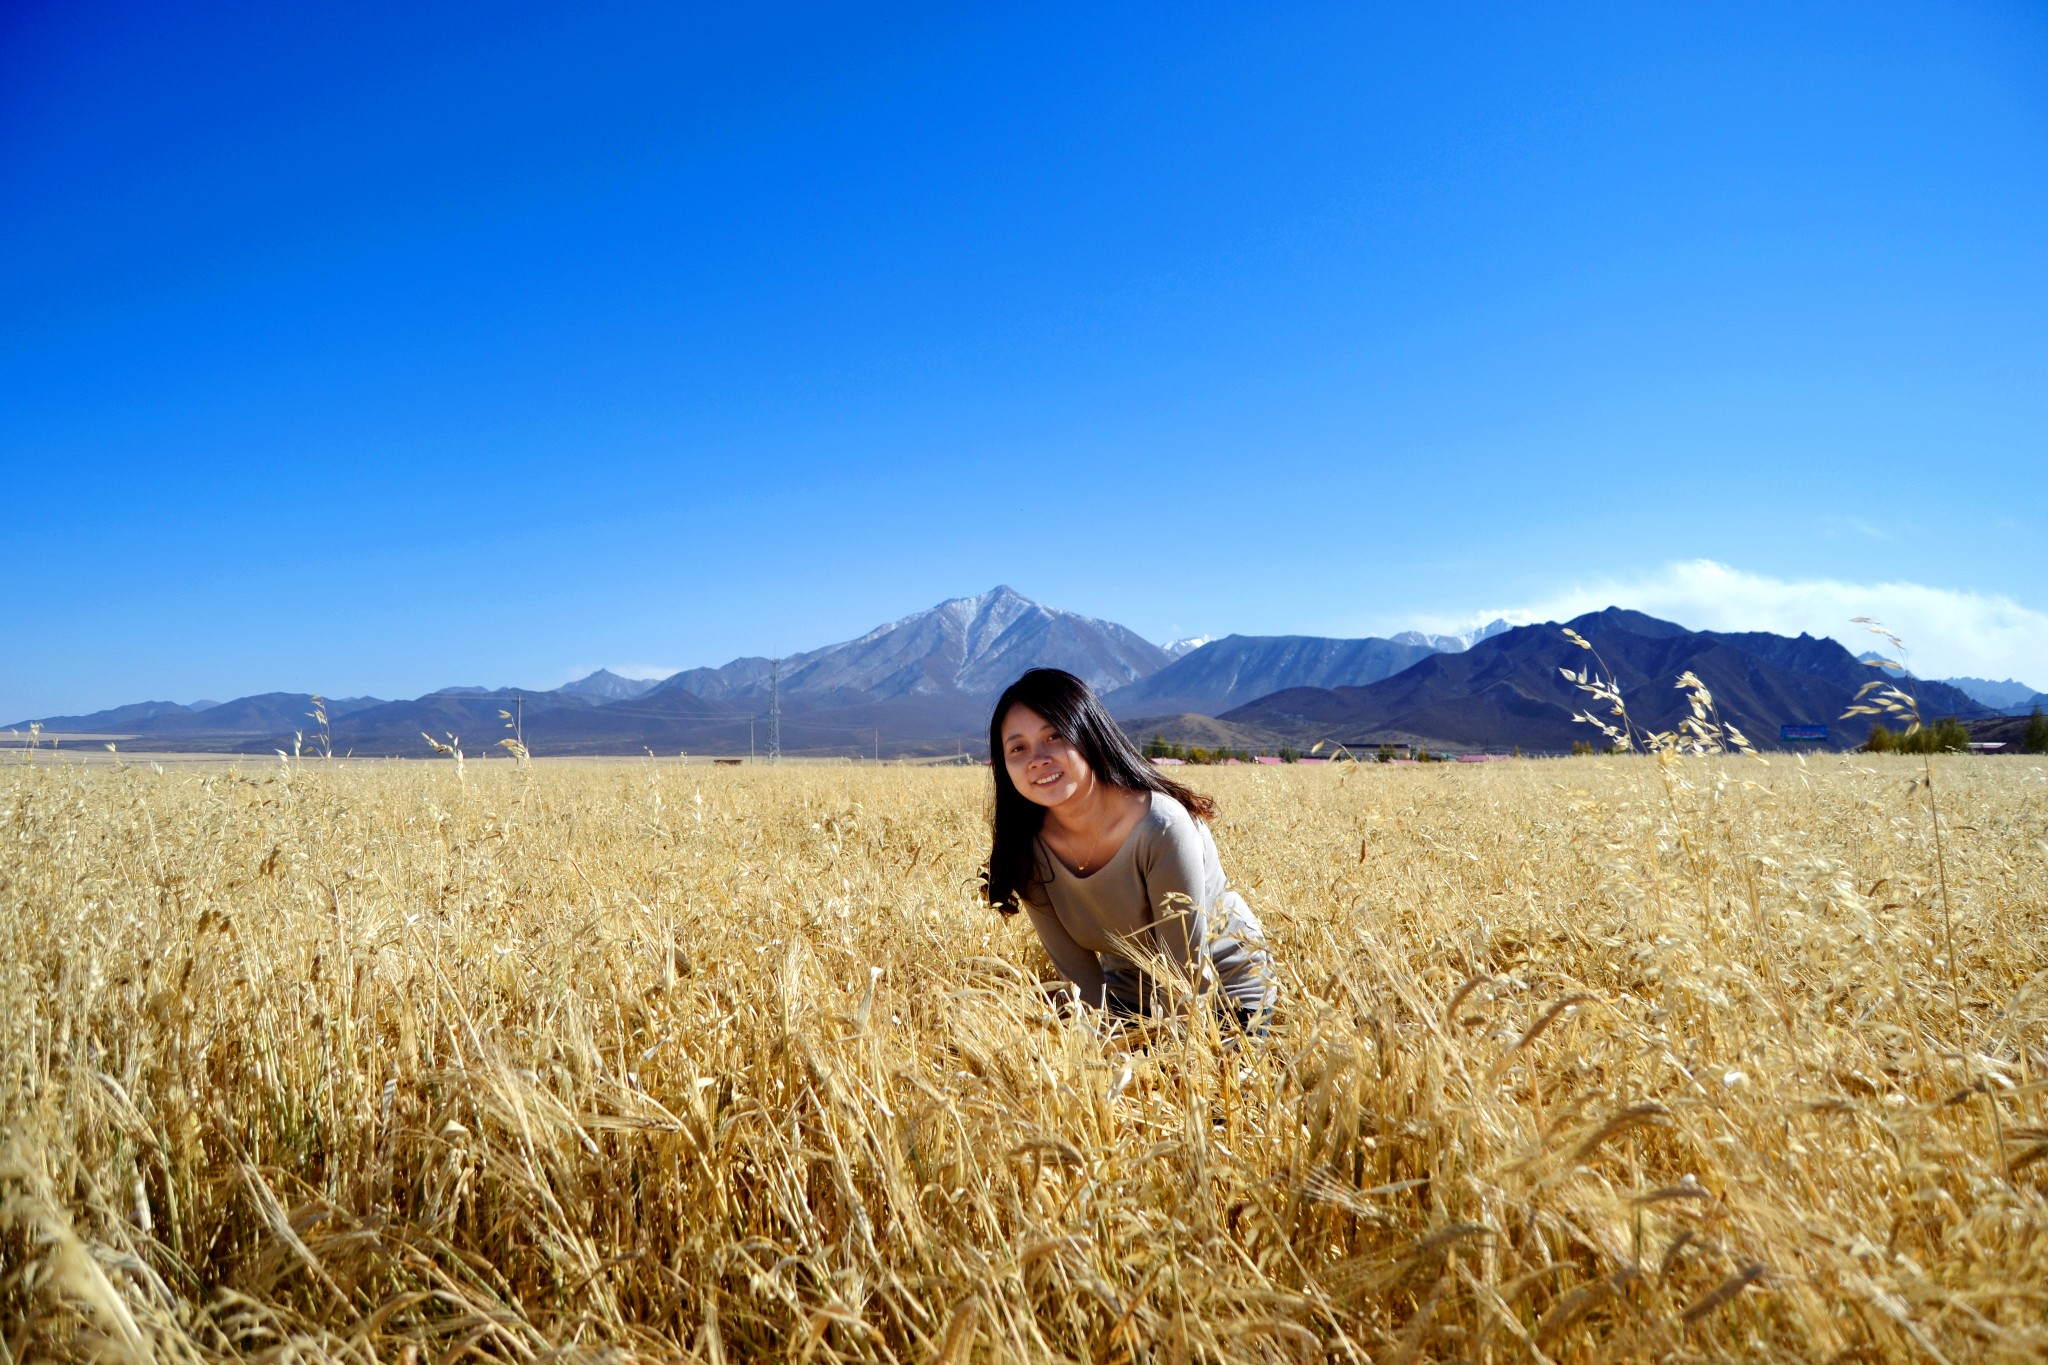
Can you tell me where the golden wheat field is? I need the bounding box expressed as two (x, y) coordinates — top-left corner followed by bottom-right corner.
(3, 750), (2047, 1363)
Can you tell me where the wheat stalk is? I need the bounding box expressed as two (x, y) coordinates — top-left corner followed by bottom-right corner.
(0, 753), (2042, 1360)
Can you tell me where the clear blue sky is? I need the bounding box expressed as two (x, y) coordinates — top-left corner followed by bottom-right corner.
(5, 1), (2046, 719)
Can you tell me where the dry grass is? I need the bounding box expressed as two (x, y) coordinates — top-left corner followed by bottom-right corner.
(4, 751), (2047, 1362)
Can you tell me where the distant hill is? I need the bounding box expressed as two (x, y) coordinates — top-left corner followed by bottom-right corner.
(329, 688), (604, 755)
(1964, 714), (2043, 750)
(17, 586), (1171, 758)
(555, 669), (660, 701)
(16, 590), (2016, 759)
(1852, 663), (2046, 715)
(545, 585), (1173, 758)
(1220, 607), (1992, 753)
(1939, 676), (2044, 712)
(12, 693), (388, 741)
(642, 587), (1164, 705)
(779, 585), (1166, 699)
(1389, 618), (1513, 652)
(655, 657), (778, 703)
(8, 699), (198, 731)
(1103, 634), (1439, 718)
(165, 692), (340, 735)
(1116, 712), (1292, 751)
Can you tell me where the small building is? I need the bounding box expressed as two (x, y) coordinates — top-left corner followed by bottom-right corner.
(1337, 740), (1415, 759)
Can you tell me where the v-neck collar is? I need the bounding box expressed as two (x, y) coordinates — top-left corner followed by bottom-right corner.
(1045, 790), (1151, 882)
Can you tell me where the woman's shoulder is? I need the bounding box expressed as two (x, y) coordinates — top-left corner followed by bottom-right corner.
(1135, 788), (1200, 842)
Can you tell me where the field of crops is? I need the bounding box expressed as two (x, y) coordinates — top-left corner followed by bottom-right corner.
(4, 752), (2046, 1362)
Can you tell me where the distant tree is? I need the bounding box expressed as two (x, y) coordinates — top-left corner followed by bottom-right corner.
(1143, 733), (1168, 758)
(2025, 706), (2048, 755)
(1868, 716), (1970, 755)
(1187, 746), (1213, 765)
(1571, 740), (1595, 757)
(1375, 744), (1395, 763)
(1279, 746), (1301, 763)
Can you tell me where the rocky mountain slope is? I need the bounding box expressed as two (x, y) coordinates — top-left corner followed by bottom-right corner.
(14, 588), (1169, 757)
(13, 593), (2012, 758)
(1938, 676), (2046, 713)
(652, 586), (1166, 706)
(1219, 608), (1991, 752)
(1104, 634), (1439, 718)
(556, 669), (660, 700)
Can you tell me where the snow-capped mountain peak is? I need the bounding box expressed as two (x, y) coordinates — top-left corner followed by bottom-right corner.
(1389, 617), (1514, 652)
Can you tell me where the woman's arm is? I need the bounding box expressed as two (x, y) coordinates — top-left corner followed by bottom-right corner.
(1024, 899), (1109, 1008)
(1137, 818), (1208, 992)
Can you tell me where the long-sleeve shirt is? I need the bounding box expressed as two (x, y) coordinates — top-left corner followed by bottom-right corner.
(1020, 790), (1276, 1015)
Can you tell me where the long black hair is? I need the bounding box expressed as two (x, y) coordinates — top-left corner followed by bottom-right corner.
(983, 668), (1217, 915)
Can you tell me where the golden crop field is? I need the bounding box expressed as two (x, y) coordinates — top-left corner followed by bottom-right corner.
(4, 752), (2047, 1363)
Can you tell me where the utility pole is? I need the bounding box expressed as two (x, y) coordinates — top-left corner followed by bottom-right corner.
(768, 659), (780, 764)
(874, 727), (880, 763)
(749, 716), (755, 761)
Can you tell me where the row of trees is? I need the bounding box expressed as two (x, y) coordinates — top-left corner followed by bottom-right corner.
(1140, 737), (1476, 763)
(1864, 716), (1972, 754)
(1143, 708), (2048, 762)
(1142, 736), (1303, 764)
(1864, 708), (2048, 755)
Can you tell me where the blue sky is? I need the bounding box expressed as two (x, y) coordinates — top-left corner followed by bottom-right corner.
(4, 1), (2045, 719)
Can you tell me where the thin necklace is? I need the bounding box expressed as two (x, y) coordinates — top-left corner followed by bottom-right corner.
(1075, 831), (1111, 873)
(1067, 791), (1123, 873)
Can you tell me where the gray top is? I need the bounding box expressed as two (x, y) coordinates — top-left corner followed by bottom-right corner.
(1022, 791), (1276, 1014)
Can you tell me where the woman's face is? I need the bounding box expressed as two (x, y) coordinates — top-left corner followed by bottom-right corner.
(1001, 704), (1091, 809)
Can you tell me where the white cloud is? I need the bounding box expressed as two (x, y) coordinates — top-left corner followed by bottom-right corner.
(1411, 560), (2048, 689)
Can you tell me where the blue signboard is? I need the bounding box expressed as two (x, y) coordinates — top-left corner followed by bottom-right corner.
(1780, 724), (1828, 744)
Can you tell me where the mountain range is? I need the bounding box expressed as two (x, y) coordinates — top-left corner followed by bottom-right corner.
(1940, 676), (2048, 711)
(1192, 608), (1991, 754)
(1103, 635), (1441, 718)
(9, 587), (2023, 758)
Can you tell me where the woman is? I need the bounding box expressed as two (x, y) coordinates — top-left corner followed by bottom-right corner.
(985, 668), (1277, 1028)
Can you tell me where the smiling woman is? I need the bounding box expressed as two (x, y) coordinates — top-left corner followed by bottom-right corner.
(984, 668), (1277, 1027)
